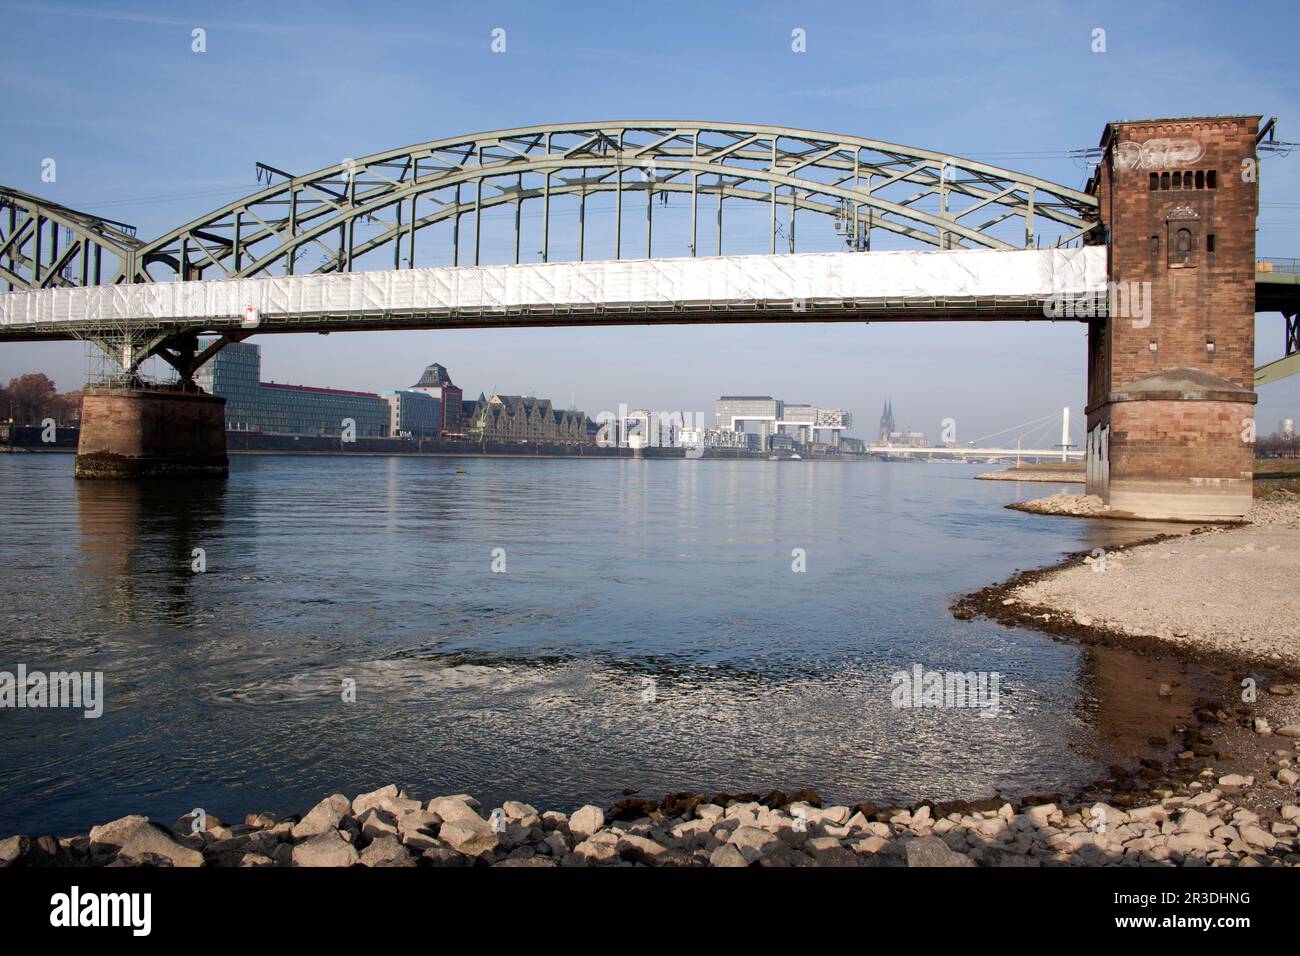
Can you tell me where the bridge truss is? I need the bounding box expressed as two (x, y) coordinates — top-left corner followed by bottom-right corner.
(3, 121), (1292, 385)
(120, 122), (1103, 285)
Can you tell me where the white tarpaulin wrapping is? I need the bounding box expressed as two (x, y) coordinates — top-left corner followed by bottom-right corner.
(0, 247), (1107, 329)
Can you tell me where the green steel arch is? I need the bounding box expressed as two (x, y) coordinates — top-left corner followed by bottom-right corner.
(1, 186), (141, 291)
(119, 121), (1102, 284)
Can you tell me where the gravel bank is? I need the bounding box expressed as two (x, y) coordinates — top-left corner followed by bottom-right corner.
(1008, 492), (1111, 516)
(976, 470), (1085, 483)
(1012, 493), (1300, 668)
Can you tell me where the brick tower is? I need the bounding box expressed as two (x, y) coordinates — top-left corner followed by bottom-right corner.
(1085, 116), (1259, 520)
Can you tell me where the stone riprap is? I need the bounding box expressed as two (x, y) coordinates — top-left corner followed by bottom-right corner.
(3, 770), (1298, 867)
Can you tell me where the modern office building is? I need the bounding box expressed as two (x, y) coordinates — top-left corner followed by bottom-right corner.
(196, 341), (389, 437)
(408, 363), (464, 436)
(715, 396), (781, 448)
(382, 389), (442, 438)
(714, 395), (852, 450)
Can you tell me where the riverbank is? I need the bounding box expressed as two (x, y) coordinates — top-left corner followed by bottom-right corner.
(976, 462), (1085, 483)
(6, 708), (1298, 869)
(996, 491), (1300, 670)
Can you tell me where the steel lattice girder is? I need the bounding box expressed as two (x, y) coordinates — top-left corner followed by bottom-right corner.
(107, 122), (1101, 285)
(0, 186), (140, 291)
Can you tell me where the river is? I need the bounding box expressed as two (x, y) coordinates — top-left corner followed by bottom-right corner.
(0, 454), (1192, 835)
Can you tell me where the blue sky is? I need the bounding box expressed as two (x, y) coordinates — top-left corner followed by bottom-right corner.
(2, 0), (1297, 440)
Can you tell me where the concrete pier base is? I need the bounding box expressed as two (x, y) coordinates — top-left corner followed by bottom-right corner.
(75, 385), (228, 478)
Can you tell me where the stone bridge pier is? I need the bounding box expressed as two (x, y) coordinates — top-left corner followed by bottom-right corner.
(75, 385), (227, 478)
(1085, 115), (1259, 521)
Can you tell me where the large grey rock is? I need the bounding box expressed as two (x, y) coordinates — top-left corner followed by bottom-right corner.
(503, 801), (541, 828)
(1238, 825), (1277, 849)
(729, 826), (780, 862)
(570, 805), (605, 839)
(0, 835), (30, 866)
(810, 845), (860, 867)
(1177, 809), (1213, 835)
(117, 823), (205, 867)
(758, 844), (813, 868)
(359, 835), (415, 867)
(292, 830), (359, 867)
(439, 817), (499, 856)
(88, 815), (150, 847)
(358, 808), (399, 842)
(397, 810), (442, 842)
(351, 785), (400, 817)
(1025, 804), (1058, 828)
(573, 838), (620, 864)
(616, 833), (670, 864)
(291, 794), (352, 840)
(544, 831), (570, 857)
(905, 836), (975, 867)
(709, 844), (750, 867)
(426, 797), (483, 828)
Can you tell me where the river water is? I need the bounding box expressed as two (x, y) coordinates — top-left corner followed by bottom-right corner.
(0, 454), (1191, 835)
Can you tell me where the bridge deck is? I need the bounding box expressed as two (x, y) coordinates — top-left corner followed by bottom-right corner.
(0, 248), (1107, 341)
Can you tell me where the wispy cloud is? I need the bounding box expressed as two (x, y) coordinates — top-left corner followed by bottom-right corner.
(0, 1), (294, 34)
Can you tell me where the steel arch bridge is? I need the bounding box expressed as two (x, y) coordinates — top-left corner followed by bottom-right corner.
(2, 121), (1295, 385)
(3, 121), (1103, 294)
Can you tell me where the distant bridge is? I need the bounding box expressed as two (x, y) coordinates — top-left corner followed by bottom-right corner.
(865, 445), (1083, 460)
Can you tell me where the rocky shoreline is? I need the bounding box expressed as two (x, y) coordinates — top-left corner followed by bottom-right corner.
(5, 690), (1299, 871)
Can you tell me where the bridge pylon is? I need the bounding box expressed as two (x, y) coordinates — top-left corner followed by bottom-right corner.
(1085, 116), (1259, 521)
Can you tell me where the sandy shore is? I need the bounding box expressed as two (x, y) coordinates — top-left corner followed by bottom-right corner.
(1011, 492), (1300, 669)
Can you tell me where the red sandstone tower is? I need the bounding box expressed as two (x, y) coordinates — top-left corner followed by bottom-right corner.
(1086, 116), (1259, 520)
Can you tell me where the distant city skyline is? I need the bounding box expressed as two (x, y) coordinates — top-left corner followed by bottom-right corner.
(2, 0), (1297, 440)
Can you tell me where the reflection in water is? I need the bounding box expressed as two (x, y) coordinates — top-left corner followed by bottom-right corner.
(0, 454), (1204, 835)
(76, 476), (230, 629)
